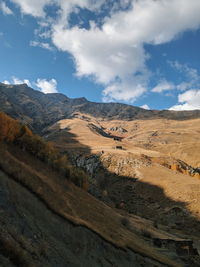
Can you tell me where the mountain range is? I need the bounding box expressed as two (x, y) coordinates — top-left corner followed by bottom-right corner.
(1, 83), (200, 133)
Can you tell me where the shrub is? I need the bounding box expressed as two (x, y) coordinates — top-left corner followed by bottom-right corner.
(121, 216), (130, 228)
(0, 112), (89, 190)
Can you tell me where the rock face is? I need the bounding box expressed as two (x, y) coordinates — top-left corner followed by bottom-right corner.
(74, 153), (101, 175)
(109, 126), (128, 133)
(1, 83), (200, 133)
(169, 161), (200, 179)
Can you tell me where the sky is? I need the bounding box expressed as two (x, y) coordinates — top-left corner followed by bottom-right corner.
(0, 0), (200, 110)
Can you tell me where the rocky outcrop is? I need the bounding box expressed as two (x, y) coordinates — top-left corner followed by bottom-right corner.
(151, 156), (200, 179)
(170, 161), (200, 179)
(73, 153), (101, 175)
(109, 126), (128, 133)
(88, 123), (113, 138)
(72, 152), (151, 178)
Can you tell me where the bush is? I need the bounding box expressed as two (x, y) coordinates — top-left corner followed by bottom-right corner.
(0, 112), (89, 190)
(121, 216), (130, 228)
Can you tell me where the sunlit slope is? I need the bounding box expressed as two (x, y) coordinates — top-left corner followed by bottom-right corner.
(46, 114), (200, 167)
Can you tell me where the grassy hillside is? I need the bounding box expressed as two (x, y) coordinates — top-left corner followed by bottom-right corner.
(0, 112), (193, 266)
(1, 112), (200, 266)
(45, 114), (200, 239)
(0, 112), (88, 189)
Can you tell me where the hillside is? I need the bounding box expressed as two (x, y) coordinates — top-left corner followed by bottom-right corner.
(1, 85), (200, 266)
(44, 113), (200, 240)
(45, 114), (200, 167)
(1, 83), (200, 133)
(0, 113), (193, 267)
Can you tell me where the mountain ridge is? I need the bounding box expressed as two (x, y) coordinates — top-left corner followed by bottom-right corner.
(1, 83), (200, 133)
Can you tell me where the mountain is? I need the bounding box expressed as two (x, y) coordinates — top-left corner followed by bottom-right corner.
(1, 83), (200, 266)
(1, 83), (200, 133)
(0, 112), (189, 267)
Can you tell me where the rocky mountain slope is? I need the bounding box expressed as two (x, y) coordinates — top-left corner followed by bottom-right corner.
(1, 83), (200, 133)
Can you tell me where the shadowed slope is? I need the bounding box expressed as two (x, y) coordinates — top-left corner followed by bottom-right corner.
(0, 144), (185, 267)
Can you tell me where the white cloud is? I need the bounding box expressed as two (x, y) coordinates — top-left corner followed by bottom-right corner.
(169, 89), (200, 110)
(13, 77), (32, 87)
(11, 0), (53, 17)
(3, 77), (31, 87)
(140, 104), (150, 110)
(102, 77), (147, 102)
(0, 1), (13, 15)
(2, 77), (58, 94)
(30, 40), (54, 51)
(35, 78), (58, 93)
(169, 61), (200, 92)
(11, 0), (105, 18)
(2, 80), (10, 84)
(11, 0), (200, 102)
(152, 80), (175, 93)
(51, 0), (200, 102)
(176, 81), (193, 91)
(169, 61), (199, 81)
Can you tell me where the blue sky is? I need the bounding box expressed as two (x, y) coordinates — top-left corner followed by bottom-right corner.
(0, 0), (200, 110)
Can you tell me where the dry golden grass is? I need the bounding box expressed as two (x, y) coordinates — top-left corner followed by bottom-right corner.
(45, 114), (200, 225)
(47, 115), (200, 167)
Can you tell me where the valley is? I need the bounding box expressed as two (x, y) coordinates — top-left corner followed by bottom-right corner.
(0, 84), (200, 266)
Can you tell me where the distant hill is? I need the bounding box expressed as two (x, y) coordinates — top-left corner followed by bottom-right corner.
(1, 83), (200, 133)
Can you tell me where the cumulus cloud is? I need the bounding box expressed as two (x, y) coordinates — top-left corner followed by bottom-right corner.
(11, 0), (200, 102)
(35, 78), (58, 93)
(0, 1), (13, 15)
(2, 77), (58, 94)
(152, 80), (175, 93)
(12, 77), (32, 87)
(140, 104), (150, 110)
(51, 0), (200, 102)
(3, 77), (31, 87)
(169, 89), (200, 110)
(102, 77), (147, 102)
